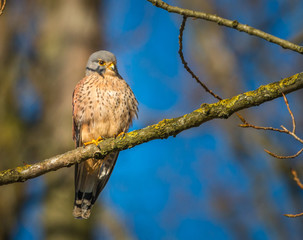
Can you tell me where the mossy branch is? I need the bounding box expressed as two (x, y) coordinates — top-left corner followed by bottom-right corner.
(0, 72), (303, 186)
(147, 0), (303, 54)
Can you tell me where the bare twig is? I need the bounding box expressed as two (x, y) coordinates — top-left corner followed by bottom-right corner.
(240, 92), (303, 217)
(0, 71), (302, 185)
(291, 169), (303, 189)
(178, 16), (222, 100)
(284, 212), (303, 218)
(147, 0), (303, 54)
(0, 0), (6, 16)
(240, 123), (287, 134)
(282, 93), (296, 133)
(280, 125), (303, 144)
(284, 170), (303, 218)
(240, 93), (303, 159)
(178, 16), (247, 124)
(242, 93), (303, 217)
(264, 148), (303, 159)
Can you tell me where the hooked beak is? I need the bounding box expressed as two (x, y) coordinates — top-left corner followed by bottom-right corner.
(107, 62), (116, 71)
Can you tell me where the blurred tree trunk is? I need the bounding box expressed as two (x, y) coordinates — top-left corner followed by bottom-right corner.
(34, 0), (101, 239)
(0, 3), (33, 239)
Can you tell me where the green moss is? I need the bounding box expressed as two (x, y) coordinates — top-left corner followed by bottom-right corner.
(127, 131), (139, 138)
(0, 169), (12, 177)
(15, 165), (31, 173)
(152, 118), (173, 129)
(0, 164), (31, 179)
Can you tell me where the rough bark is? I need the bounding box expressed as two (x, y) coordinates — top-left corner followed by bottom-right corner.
(1, 71), (302, 186)
(147, 0), (303, 54)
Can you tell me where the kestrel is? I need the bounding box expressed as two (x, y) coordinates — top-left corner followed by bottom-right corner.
(72, 50), (138, 219)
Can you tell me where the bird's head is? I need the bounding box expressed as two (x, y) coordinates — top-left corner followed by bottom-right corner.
(85, 50), (119, 76)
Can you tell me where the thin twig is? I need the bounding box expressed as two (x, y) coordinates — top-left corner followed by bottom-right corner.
(178, 16), (222, 100)
(0, 0), (6, 16)
(178, 16), (246, 123)
(240, 93), (303, 159)
(280, 125), (303, 144)
(284, 212), (303, 218)
(282, 92), (296, 133)
(239, 95), (301, 135)
(240, 123), (287, 134)
(147, 0), (303, 54)
(291, 169), (303, 189)
(284, 170), (303, 218)
(264, 148), (303, 159)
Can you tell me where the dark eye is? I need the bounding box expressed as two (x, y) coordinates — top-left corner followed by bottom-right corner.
(98, 59), (105, 66)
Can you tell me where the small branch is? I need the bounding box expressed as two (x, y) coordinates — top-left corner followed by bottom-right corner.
(284, 170), (303, 218)
(239, 90), (303, 217)
(291, 169), (303, 190)
(280, 125), (303, 144)
(178, 16), (222, 100)
(178, 16), (247, 124)
(239, 122), (287, 134)
(0, 0), (6, 16)
(264, 148), (303, 159)
(282, 93), (296, 133)
(0, 72), (303, 186)
(284, 212), (303, 218)
(147, 0), (303, 54)
(240, 93), (303, 158)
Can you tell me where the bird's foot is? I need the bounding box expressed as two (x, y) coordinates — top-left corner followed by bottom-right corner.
(116, 131), (126, 138)
(83, 136), (103, 147)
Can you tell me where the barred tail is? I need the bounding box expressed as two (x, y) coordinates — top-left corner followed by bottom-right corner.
(73, 152), (119, 219)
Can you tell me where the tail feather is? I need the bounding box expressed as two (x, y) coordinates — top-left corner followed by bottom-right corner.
(73, 152), (119, 219)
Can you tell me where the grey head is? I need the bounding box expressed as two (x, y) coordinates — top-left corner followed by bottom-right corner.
(85, 50), (119, 76)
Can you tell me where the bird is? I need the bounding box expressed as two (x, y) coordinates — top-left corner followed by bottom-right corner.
(72, 50), (138, 219)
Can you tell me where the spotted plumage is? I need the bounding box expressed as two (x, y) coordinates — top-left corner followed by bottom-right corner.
(72, 50), (138, 219)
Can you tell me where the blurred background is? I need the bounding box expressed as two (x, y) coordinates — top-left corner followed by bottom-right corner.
(1, 0), (303, 239)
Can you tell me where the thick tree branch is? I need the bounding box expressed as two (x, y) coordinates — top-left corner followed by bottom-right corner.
(147, 0), (303, 54)
(0, 72), (303, 186)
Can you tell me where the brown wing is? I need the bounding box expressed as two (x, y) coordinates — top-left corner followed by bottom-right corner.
(72, 90), (80, 147)
(72, 76), (87, 147)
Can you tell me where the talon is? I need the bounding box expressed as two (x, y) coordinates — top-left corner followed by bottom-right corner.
(116, 131), (125, 138)
(95, 136), (103, 142)
(83, 136), (104, 147)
